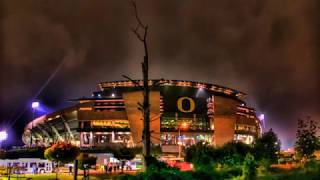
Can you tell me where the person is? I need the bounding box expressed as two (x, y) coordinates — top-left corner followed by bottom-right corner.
(108, 164), (112, 173)
(104, 164), (108, 174)
(69, 166), (73, 175)
(32, 164), (37, 174)
(117, 163), (120, 171)
(126, 161), (132, 171)
(121, 161), (125, 172)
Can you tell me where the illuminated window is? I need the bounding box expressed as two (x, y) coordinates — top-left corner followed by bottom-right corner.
(161, 116), (210, 131)
(161, 133), (212, 146)
(234, 134), (254, 144)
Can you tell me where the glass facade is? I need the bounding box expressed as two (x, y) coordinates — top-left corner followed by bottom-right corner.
(81, 132), (131, 146)
(160, 133), (212, 146)
(161, 114), (210, 132)
(234, 134), (254, 144)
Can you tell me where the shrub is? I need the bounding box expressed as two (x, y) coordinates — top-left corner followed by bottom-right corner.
(184, 142), (215, 171)
(242, 153), (257, 180)
(253, 129), (280, 164)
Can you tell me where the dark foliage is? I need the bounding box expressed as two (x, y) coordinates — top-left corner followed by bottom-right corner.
(213, 141), (252, 166)
(44, 141), (80, 164)
(145, 156), (173, 171)
(242, 153), (257, 180)
(77, 153), (97, 170)
(253, 128), (281, 163)
(185, 141), (254, 170)
(184, 142), (215, 170)
(295, 117), (319, 160)
(113, 147), (136, 161)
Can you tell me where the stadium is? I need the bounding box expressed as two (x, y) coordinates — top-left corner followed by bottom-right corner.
(23, 79), (262, 154)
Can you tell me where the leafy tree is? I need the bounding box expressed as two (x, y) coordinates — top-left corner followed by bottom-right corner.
(44, 141), (80, 179)
(113, 146), (136, 172)
(184, 142), (215, 171)
(44, 141), (80, 164)
(242, 153), (257, 180)
(213, 141), (252, 167)
(253, 129), (280, 164)
(129, 145), (162, 157)
(78, 153), (97, 180)
(295, 117), (319, 161)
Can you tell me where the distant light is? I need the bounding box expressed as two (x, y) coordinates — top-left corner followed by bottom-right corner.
(0, 131), (8, 141)
(32, 101), (39, 109)
(98, 94), (102, 98)
(181, 122), (189, 129)
(259, 114), (265, 121)
(111, 93), (115, 97)
(197, 83), (205, 89)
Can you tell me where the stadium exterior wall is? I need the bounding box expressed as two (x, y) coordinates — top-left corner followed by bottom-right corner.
(23, 80), (262, 154)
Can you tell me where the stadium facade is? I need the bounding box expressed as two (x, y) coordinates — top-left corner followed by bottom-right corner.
(23, 80), (262, 154)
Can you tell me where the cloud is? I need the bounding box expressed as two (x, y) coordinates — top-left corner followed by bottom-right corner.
(1, 0), (319, 147)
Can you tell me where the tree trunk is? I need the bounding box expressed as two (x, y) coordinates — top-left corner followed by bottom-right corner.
(55, 162), (59, 180)
(73, 159), (78, 180)
(131, 1), (151, 170)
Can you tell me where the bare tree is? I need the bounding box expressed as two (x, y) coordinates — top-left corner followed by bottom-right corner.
(130, 0), (151, 168)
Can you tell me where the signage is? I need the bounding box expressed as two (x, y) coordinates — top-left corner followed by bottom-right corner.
(162, 86), (211, 116)
(177, 97), (195, 113)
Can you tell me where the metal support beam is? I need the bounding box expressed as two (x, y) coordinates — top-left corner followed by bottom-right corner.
(61, 116), (75, 140)
(51, 126), (63, 141)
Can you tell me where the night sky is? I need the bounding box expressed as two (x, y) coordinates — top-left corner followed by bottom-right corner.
(0, 0), (319, 149)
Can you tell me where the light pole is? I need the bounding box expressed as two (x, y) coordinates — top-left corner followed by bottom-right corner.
(178, 122), (189, 158)
(30, 101), (39, 147)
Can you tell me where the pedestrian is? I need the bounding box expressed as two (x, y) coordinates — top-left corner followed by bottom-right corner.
(69, 166), (73, 175)
(108, 164), (112, 173)
(117, 163), (120, 171)
(104, 164), (108, 174)
(32, 164), (37, 174)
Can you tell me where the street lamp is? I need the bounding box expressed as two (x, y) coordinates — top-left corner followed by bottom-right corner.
(178, 122), (189, 158)
(32, 102), (39, 109)
(30, 101), (39, 147)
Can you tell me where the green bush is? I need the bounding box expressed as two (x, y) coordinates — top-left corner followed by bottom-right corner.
(242, 153), (257, 180)
(220, 167), (243, 179)
(119, 168), (191, 180)
(253, 129), (281, 165)
(259, 158), (271, 173)
(214, 142), (252, 167)
(184, 142), (215, 171)
(145, 156), (173, 171)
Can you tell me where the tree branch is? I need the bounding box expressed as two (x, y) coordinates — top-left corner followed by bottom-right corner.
(131, 0), (146, 29)
(122, 75), (140, 86)
(130, 0), (148, 42)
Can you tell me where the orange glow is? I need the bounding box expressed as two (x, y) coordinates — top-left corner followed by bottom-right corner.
(181, 122), (189, 129)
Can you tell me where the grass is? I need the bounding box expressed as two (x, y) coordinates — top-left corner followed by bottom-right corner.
(1, 164), (320, 180)
(0, 173), (117, 180)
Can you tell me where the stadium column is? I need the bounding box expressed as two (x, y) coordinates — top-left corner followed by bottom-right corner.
(123, 91), (161, 146)
(213, 96), (238, 146)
